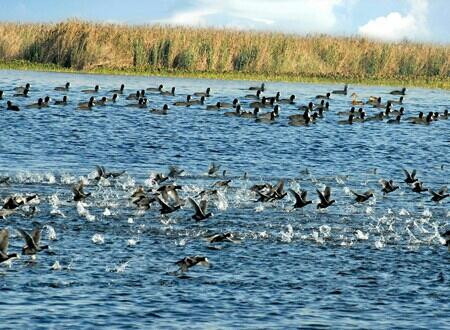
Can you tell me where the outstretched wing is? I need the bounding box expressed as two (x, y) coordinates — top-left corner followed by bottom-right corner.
(200, 200), (208, 214)
(0, 229), (9, 254)
(188, 197), (204, 216)
(18, 229), (37, 249)
(289, 189), (302, 204)
(316, 189), (327, 204)
(324, 186), (332, 200)
(31, 226), (42, 245)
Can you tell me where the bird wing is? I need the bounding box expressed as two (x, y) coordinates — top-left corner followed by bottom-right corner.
(438, 186), (448, 195)
(0, 229), (9, 254)
(350, 190), (363, 198)
(155, 196), (171, 211)
(316, 189), (327, 204)
(324, 186), (332, 200)
(379, 179), (389, 188)
(200, 200), (208, 214)
(403, 169), (412, 181)
(18, 229), (37, 249)
(31, 226), (42, 245)
(188, 197), (204, 216)
(288, 189), (302, 204)
(274, 179), (285, 195)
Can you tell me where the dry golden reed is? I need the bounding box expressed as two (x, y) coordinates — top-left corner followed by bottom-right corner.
(0, 20), (448, 81)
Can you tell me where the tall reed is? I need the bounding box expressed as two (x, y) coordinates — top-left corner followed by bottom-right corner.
(0, 20), (448, 81)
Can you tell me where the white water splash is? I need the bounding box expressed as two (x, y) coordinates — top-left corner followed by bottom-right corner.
(51, 260), (62, 271)
(280, 224), (294, 243)
(399, 208), (410, 216)
(422, 208), (432, 218)
(77, 202), (96, 221)
(355, 230), (369, 240)
(127, 238), (138, 246)
(128, 217), (134, 224)
(319, 225), (331, 238)
(92, 233), (104, 244)
(103, 208), (111, 216)
(44, 225), (57, 241)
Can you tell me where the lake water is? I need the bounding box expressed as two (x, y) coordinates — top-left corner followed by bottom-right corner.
(0, 69), (449, 329)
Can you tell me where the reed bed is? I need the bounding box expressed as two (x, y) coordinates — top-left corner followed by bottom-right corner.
(0, 20), (448, 87)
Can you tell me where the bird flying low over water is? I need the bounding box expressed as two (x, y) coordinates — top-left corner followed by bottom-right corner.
(289, 189), (312, 209)
(351, 190), (374, 203)
(18, 225), (49, 256)
(379, 179), (399, 195)
(188, 197), (213, 221)
(403, 169), (418, 184)
(72, 180), (91, 201)
(430, 187), (449, 202)
(175, 256), (210, 272)
(316, 186), (335, 209)
(0, 229), (19, 264)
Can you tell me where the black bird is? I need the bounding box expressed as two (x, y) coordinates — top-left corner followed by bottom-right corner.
(430, 187), (449, 202)
(289, 189), (312, 208)
(94, 165), (125, 180)
(317, 186), (335, 209)
(412, 181), (428, 193)
(207, 232), (237, 243)
(18, 225), (49, 256)
(213, 180), (231, 188)
(175, 256), (209, 272)
(315, 92), (330, 100)
(351, 190), (374, 203)
(332, 84), (348, 95)
(54, 82), (70, 91)
(167, 165), (184, 178)
(0, 176), (10, 185)
(403, 169), (417, 184)
(146, 84), (163, 92)
(54, 95), (68, 105)
(390, 87), (406, 95)
(188, 197), (213, 221)
(72, 180), (91, 201)
(6, 101), (20, 111)
(109, 84), (125, 94)
(155, 196), (181, 214)
(0, 229), (19, 264)
(249, 83), (265, 91)
(441, 230), (450, 251)
(81, 85), (99, 93)
(379, 179), (399, 195)
(208, 163), (221, 176)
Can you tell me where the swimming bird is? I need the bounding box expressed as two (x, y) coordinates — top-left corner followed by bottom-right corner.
(150, 104), (169, 115)
(6, 101), (20, 111)
(160, 87), (176, 96)
(379, 179), (399, 195)
(81, 85), (99, 93)
(208, 163), (221, 176)
(390, 87), (406, 95)
(387, 115), (401, 124)
(188, 95), (206, 105)
(193, 88), (211, 97)
(224, 105), (241, 117)
(289, 115), (313, 127)
(219, 98), (239, 108)
(316, 186), (335, 209)
(240, 107), (259, 119)
(351, 190), (374, 203)
(278, 94), (296, 104)
(332, 84), (348, 95)
(403, 169), (417, 184)
(250, 96), (268, 108)
(26, 98), (44, 109)
(338, 114), (354, 125)
(255, 111), (276, 124)
(315, 92), (330, 100)
(109, 84), (125, 94)
(353, 111), (366, 123)
(350, 93), (364, 106)
(173, 95), (192, 106)
(367, 96), (381, 106)
(13, 83), (30, 93)
(245, 90), (262, 99)
(78, 96), (95, 110)
(314, 100), (329, 111)
(18, 225), (49, 256)
(365, 112), (385, 122)
(390, 107), (405, 116)
(146, 84), (163, 92)
(54, 82), (70, 91)
(72, 180), (91, 201)
(0, 229), (19, 264)
(411, 181), (428, 193)
(126, 97), (147, 108)
(188, 197), (213, 221)
(155, 196), (181, 214)
(388, 96), (404, 104)
(289, 189), (312, 208)
(54, 95), (68, 105)
(440, 110), (448, 119)
(430, 187), (449, 202)
(175, 256), (210, 272)
(126, 90), (141, 100)
(249, 83), (265, 91)
(206, 102), (223, 110)
(96, 96), (108, 106)
(14, 88), (29, 97)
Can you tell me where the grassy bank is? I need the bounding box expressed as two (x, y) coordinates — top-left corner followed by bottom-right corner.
(0, 21), (449, 89)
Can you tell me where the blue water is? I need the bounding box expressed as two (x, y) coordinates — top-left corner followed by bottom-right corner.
(0, 69), (449, 329)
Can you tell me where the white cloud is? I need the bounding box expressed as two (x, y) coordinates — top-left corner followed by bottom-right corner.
(160, 0), (348, 34)
(358, 0), (430, 41)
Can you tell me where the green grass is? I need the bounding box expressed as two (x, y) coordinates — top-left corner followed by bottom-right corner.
(1, 59), (448, 90)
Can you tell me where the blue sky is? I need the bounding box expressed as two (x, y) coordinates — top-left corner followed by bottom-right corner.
(0, 0), (448, 43)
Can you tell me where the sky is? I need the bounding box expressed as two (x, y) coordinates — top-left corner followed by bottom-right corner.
(0, 0), (448, 44)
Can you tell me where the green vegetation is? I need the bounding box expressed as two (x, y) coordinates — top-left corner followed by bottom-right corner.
(0, 20), (448, 89)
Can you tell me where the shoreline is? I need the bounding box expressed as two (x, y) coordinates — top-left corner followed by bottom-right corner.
(1, 60), (448, 90)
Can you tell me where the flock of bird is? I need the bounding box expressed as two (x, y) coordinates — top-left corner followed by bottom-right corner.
(0, 80), (449, 272)
(1, 82), (448, 127)
(1, 161), (449, 271)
